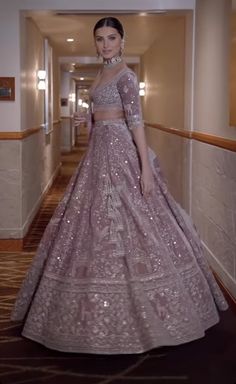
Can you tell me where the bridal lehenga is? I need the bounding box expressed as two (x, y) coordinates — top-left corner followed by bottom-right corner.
(11, 68), (228, 354)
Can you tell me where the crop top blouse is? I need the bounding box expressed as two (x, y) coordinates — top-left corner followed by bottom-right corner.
(90, 68), (143, 130)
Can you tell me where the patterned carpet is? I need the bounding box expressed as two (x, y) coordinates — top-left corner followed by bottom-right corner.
(0, 133), (236, 384)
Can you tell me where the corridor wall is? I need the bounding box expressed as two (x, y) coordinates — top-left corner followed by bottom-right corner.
(142, 1), (236, 300)
(0, 15), (61, 241)
(141, 16), (186, 206)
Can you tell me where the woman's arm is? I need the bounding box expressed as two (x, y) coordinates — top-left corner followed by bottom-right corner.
(132, 125), (154, 197)
(117, 71), (154, 197)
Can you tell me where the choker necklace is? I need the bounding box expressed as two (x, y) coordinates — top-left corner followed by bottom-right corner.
(103, 56), (122, 68)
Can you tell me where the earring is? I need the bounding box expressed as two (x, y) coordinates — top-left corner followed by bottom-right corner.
(120, 40), (125, 56)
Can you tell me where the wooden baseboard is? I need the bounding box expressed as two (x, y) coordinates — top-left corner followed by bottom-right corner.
(0, 239), (23, 252)
(214, 273), (236, 314)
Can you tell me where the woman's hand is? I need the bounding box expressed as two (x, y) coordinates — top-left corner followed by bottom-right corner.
(140, 165), (154, 197)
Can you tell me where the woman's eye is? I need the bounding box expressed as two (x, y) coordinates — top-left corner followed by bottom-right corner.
(109, 36), (116, 40)
(96, 37), (102, 42)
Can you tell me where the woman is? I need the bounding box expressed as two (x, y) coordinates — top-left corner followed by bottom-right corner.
(11, 17), (228, 354)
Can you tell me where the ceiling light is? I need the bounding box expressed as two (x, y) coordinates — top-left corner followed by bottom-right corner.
(80, 77), (84, 80)
(66, 38), (74, 42)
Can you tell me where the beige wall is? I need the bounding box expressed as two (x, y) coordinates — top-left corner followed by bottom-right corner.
(0, 7), (21, 132)
(21, 126), (61, 235)
(53, 49), (60, 121)
(191, 0), (236, 298)
(141, 17), (185, 130)
(20, 17), (44, 131)
(0, 16), (61, 239)
(194, 0), (235, 140)
(191, 142), (236, 298)
(60, 72), (77, 151)
(20, 18), (61, 236)
(230, 13), (236, 127)
(145, 128), (187, 206)
(141, 17), (186, 205)
(142, 6), (236, 300)
(0, 141), (22, 238)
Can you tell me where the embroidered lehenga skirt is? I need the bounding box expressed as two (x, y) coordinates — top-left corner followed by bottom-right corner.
(11, 117), (228, 353)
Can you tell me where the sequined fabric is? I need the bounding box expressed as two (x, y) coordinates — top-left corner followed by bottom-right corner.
(11, 68), (228, 354)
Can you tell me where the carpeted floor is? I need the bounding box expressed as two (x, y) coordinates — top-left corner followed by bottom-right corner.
(0, 133), (236, 384)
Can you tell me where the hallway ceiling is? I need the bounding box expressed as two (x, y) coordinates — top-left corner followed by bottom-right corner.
(28, 10), (187, 78)
(28, 11), (187, 57)
(28, 10), (236, 82)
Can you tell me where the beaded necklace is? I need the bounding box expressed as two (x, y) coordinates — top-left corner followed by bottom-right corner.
(103, 56), (122, 67)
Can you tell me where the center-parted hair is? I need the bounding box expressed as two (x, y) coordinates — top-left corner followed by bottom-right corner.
(93, 17), (124, 39)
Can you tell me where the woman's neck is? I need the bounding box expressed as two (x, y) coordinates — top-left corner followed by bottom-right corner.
(103, 55), (122, 68)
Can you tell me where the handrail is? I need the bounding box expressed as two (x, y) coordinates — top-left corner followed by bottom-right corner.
(0, 120), (61, 140)
(145, 122), (236, 152)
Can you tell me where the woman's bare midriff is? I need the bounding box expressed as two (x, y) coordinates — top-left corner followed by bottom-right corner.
(93, 110), (125, 121)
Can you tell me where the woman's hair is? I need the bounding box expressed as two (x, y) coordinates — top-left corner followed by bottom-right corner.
(93, 17), (124, 39)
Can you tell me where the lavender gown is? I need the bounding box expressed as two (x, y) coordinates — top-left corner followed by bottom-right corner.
(11, 67), (228, 354)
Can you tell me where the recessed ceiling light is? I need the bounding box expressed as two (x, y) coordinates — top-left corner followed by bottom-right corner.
(66, 38), (74, 42)
(80, 77), (84, 80)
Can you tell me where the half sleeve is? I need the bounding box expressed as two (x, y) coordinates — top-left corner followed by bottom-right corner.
(117, 71), (143, 130)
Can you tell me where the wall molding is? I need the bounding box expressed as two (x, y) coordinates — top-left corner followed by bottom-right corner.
(145, 122), (236, 152)
(0, 120), (61, 141)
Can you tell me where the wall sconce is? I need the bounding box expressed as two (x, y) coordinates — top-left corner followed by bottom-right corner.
(139, 81), (146, 96)
(69, 92), (76, 103)
(37, 70), (46, 90)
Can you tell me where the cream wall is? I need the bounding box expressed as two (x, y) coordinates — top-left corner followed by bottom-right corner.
(0, 6), (21, 132)
(142, 17), (185, 130)
(21, 126), (61, 235)
(191, 0), (236, 298)
(20, 17), (44, 132)
(191, 142), (236, 297)
(0, 141), (22, 238)
(230, 13), (236, 127)
(141, 17), (186, 205)
(0, 16), (61, 239)
(194, 0), (235, 140)
(21, 18), (61, 236)
(60, 72), (76, 152)
(142, 4), (236, 300)
(145, 128), (187, 206)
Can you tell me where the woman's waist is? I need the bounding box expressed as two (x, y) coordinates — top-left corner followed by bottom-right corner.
(93, 109), (125, 122)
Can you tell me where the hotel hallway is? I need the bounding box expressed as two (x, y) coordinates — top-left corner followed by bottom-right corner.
(0, 134), (236, 384)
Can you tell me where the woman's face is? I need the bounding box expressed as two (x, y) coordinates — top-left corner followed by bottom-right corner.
(94, 26), (122, 60)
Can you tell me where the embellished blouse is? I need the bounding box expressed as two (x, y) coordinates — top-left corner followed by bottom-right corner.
(90, 68), (143, 130)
